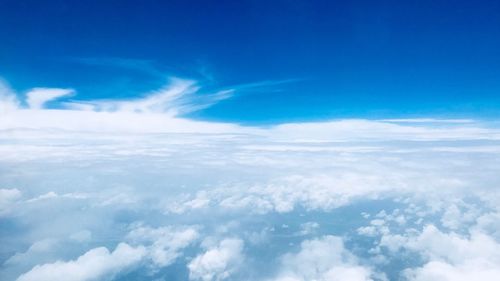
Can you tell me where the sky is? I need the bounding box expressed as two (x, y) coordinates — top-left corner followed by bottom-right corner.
(1, 0), (500, 123)
(2, 1), (500, 281)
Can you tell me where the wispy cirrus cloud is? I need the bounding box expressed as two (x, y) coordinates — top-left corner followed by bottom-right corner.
(64, 78), (233, 116)
(26, 88), (74, 109)
(0, 76), (304, 133)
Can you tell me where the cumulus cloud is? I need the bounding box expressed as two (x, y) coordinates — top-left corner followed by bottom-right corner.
(16, 243), (146, 281)
(188, 238), (244, 281)
(270, 235), (374, 281)
(126, 224), (199, 267)
(402, 225), (500, 281)
(404, 260), (500, 281)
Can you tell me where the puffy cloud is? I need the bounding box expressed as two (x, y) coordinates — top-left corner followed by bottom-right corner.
(404, 260), (500, 281)
(412, 226), (500, 264)
(270, 235), (374, 281)
(402, 225), (500, 281)
(474, 212), (500, 239)
(126, 225), (199, 267)
(16, 243), (146, 281)
(373, 223), (500, 281)
(167, 168), (465, 215)
(188, 238), (244, 281)
(26, 88), (74, 109)
(8, 224), (198, 280)
(296, 222), (320, 236)
(405, 261), (500, 281)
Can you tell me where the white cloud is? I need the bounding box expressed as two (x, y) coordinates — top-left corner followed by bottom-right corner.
(378, 118), (475, 124)
(270, 235), (374, 281)
(373, 223), (500, 281)
(357, 226), (378, 237)
(404, 260), (500, 281)
(5, 239), (58, 267)
(63, 78), (233, 116)
(0, 188), (22, 215)
(409, 225), (500, 266)
(17, 243), (146, 281)
(2, 75), (500, 140)
(169, 170), (462, 214)
(126, 224), (199, 267)
(2, 77), (500, 281)
(0, 77), (243, 134)
(0, 109), (247, 134)
(0, 79), (19, 112)
(297, 222), (320, 236)
(188, 238), (244, 281)
(402, 225), (500, 281)
(474, 212), (500, 240)
(269, 119), (500, 142)
(26, 191), (58, 203)
(26, 88), (74, 109)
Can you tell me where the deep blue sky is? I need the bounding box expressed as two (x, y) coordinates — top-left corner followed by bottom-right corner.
(1, 0), (500, 123)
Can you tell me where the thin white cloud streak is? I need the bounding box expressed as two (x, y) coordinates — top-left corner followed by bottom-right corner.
(378, 118), (475, 124)
(2, 112), (499, 141)
(1, 76), (234, 116)
(64, 78), (200, 115)
(26, 88), (74, 109)
(269, 119), (500, 141)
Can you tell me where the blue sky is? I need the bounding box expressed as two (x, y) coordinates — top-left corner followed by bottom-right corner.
(3, 2), (500, 281)
(1, 0), (500, 123)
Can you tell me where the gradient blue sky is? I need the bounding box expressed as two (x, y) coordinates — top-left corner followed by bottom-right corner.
(4, 2), (500, 281)
(1, 0), (500, 123)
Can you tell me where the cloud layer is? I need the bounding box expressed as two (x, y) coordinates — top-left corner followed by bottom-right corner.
(1, 77), (500, 281)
